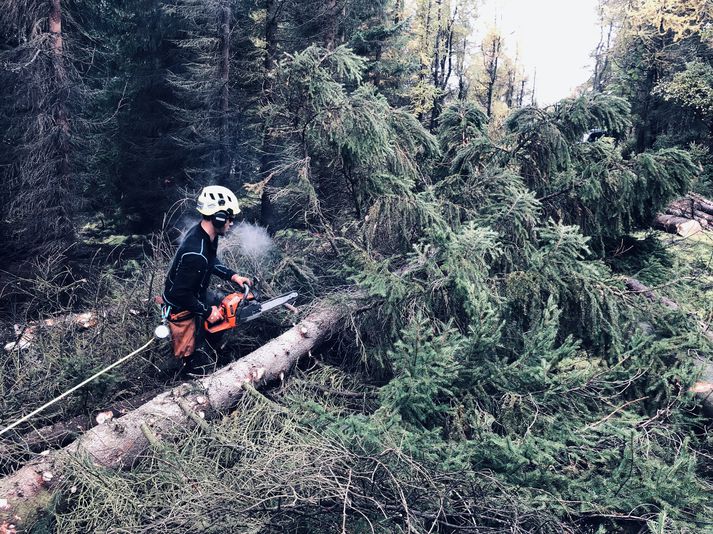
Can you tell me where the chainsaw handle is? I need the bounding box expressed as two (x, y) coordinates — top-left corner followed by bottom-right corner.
(204, 319), (229, 334)
(206, 305), (224, 324)
(236, 283), (251, 311)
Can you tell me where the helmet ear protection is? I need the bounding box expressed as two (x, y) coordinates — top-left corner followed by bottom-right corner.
(211, 210), (229, 229)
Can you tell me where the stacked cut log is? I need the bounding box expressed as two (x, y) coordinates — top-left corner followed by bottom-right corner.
(655, 192), (713, 237)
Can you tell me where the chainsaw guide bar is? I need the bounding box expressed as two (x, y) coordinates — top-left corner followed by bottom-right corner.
(204, 285), (298, 333)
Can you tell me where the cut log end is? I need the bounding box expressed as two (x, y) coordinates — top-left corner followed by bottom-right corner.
(654, 214), (703, 237)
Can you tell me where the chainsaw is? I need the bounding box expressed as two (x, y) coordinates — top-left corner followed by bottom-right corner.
(204, 280), (298, 334)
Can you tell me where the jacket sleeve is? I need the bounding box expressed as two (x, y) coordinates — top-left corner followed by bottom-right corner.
(165, 254), (211, 316)
(211, 257), (237, 282)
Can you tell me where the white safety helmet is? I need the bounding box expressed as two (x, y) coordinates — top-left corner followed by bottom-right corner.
(196, 185), (241, 217)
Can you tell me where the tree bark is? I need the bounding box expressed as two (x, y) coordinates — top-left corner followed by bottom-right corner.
(430, 3), (457, 131)
(259, 0), (283, 231)
(687, 193), (713, 216)
(505, 67), (515, 108)
(624, 277), (713, 413)
(484, 34), (501, 117)
(517, 78), (526, 107)
(665, 207), (713, 228)
(218, 2), (231, 184)
(653, 214), (703, 237)
(623, 277), (681, 313)
(0, 296), (361, 530)
(662, 193), (713, 230)
(49, 0), (73, 246)
(324, 0), (338, 50)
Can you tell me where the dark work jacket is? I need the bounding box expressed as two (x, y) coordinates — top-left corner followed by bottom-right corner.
(162, 223), (236, 316)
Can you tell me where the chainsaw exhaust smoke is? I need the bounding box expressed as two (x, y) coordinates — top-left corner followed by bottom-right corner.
(225, 222), (275, 261)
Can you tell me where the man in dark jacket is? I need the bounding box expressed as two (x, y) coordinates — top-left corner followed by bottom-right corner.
(163, 185), (251, 375)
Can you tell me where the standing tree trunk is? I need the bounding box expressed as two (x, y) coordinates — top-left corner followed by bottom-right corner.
(429, 0), (443, 132)
(218, 2), (231, 185)
(324, 0), (338, 50)
(48, 0), (73, 249)
(4, 0), (76, 258)
(593, 21), (613, 91)
(517, 78), (526, 107)
(415, 0), (433, 123)
(456, 37), (468, 101)
(635, 65), (658, 152)
(505, 66), (515, 108)
(484, 34), (501, 117)
(259, 0), (283, 230)
(430, 1), (457, 131)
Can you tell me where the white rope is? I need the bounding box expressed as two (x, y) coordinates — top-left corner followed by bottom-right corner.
(0, 337), (155, 438)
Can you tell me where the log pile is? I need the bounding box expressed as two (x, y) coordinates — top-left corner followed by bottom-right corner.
(655, 192), (713, 237)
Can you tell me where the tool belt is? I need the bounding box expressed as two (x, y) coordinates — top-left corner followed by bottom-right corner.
(167, 309), (196, 359)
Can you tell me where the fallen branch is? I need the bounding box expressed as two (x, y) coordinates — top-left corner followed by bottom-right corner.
(0, 292), (363, 530)
(4, 312), (99, 352)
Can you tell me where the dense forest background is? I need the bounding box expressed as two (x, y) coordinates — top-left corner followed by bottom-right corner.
(1, 0), (713, 532)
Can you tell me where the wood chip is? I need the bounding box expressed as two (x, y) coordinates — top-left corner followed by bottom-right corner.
(95, 411), (114, 425)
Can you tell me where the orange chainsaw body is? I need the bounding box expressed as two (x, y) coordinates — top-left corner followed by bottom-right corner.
(204, 290), (256, 333)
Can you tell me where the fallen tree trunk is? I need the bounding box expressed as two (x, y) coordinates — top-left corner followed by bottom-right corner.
(4, 311), (99, 352)
(624, 277), (713, 413)
(653, 214), (703, 237)
(658, 193), (713, 234)
(669, 193), (713, 217)
(0, 389), (162, 462)
(0, 293), (361, 531)
(624, 277), (682, 312)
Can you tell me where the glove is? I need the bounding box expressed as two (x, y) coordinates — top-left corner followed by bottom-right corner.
(206, 305), (223, 324)
(231, 274), (252, 287)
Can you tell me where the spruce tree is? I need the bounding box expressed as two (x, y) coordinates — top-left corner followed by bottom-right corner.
(0, 0), (79, 263)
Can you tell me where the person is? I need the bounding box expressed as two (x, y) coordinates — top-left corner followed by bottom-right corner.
(162, 185), (251, 376)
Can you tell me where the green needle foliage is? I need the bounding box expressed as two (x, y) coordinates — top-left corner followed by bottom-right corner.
(45, 51), (713, 533)
(3, 2), (712, 532)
